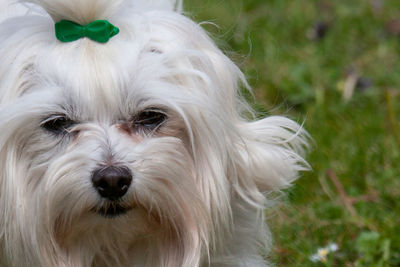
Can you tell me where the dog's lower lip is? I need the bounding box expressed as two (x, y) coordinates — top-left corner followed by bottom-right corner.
(95, 205), (132, 218)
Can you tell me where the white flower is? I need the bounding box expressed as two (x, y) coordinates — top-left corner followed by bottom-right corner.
(329, 243), (338, 252)
(309, 243), (339, 263)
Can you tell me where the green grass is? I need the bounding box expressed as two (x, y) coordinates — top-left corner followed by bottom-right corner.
(185, 0), (400, 266)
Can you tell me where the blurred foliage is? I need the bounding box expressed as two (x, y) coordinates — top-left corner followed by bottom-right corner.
(185, 0), (400, 265)
(355, 231), (391, 266)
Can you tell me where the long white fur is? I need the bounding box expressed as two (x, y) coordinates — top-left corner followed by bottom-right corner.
(0, 0), (308, 266)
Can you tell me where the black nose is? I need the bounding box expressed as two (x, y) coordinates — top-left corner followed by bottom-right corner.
(92, 166), (132, 200)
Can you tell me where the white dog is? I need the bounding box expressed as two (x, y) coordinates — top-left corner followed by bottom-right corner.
(0, 0), (308, 266)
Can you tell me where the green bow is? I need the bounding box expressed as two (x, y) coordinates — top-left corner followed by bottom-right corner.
(55, 20), (119, 43)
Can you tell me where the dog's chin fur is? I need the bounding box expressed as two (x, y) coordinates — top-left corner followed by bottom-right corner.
(0, 0), (309, 266)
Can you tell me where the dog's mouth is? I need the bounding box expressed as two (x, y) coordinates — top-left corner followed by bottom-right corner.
(93, 203), (132, 218)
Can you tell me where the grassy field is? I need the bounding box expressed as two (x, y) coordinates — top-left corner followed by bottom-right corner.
(185, 0), (400, 266)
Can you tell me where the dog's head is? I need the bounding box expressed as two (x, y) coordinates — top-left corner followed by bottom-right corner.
(0, 0), (308, 266)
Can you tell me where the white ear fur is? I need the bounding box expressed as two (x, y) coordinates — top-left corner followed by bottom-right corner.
(235, 116), (309, 199)
(0, 1), (27, 22)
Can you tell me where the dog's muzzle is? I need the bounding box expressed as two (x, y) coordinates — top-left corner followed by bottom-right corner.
(91, 166), (133, 218)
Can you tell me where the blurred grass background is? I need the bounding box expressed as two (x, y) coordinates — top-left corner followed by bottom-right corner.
(185, 0), (400, 266)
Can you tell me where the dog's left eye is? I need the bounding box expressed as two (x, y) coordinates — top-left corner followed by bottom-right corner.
(41, 115), (76, 135)
(134, 110), (167, 130)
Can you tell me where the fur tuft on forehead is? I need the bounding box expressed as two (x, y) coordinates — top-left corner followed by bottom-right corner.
(22, 0), (182, 24)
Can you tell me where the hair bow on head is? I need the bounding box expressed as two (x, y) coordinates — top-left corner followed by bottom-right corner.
(55, 20), (119, 43)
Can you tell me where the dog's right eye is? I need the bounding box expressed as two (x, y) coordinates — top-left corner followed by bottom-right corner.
(41, 115), (76, 135)
(133, 109), (167, 131)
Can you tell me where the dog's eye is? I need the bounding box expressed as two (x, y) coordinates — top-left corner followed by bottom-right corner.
(134, 110), (167, 130)
(41, 115), (76, 135)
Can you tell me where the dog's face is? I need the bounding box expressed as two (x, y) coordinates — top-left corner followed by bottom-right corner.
(0, 1), (307, 266)
(0, 10), (245, 265)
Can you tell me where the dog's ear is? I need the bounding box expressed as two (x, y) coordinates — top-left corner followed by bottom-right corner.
(232, 116), (309, 202)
